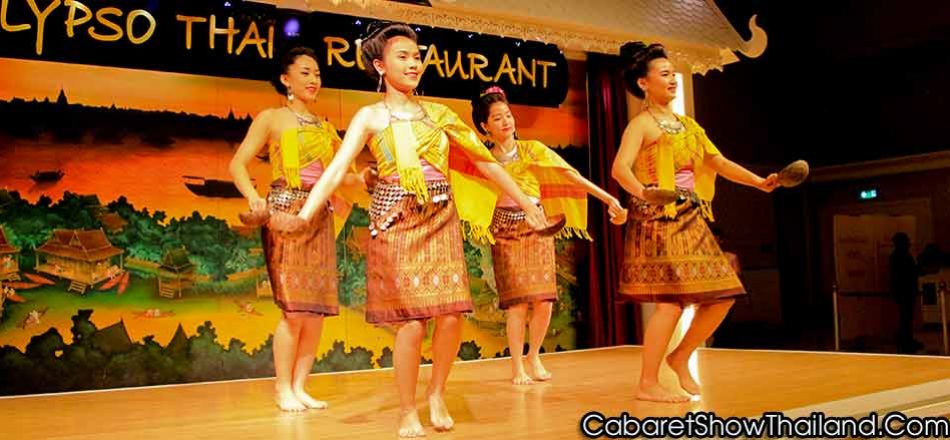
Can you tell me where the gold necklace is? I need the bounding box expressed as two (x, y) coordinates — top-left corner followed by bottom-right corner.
(287, 106), (318, 125)
(383, 99), (424, 121)
(647, 108), (684, 134)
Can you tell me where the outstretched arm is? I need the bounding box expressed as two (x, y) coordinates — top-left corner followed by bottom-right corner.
(439, 105), (549, 231)
(474, 161), (548, 230)
(706, 155), (778, 193)
(559, 169), (627, 223)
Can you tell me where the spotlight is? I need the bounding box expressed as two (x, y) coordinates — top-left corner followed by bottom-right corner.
(283, 17), (301, 38)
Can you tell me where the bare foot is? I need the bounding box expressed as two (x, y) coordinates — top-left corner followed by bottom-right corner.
(275, 389), (307, 412)
(399, 409), (426, 438)
(635, 382), (690, 403)
(511, 356), (534, 385)
(512, 371), (534, 385)
(428, 394), (455, 431)
(526, 355), (552, 381)
(666, 351), (701, 396)
(293, 388), (328, 409)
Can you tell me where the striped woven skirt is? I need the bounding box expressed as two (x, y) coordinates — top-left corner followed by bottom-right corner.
(262, 183), (339, 316)
(618, 191), (745, 304)
(365, 180), (473, 324)
(489, 206), (557, 309)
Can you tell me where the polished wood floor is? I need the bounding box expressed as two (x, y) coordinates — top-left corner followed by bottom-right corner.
(1, 346), (948, 439)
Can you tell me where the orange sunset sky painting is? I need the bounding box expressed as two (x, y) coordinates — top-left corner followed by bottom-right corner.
(0, 57), (589, 224)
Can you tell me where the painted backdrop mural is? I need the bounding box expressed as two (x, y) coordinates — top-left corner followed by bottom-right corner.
(0, 52), (590, 395)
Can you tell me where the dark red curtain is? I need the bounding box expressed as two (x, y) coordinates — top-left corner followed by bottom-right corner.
(578, 53), (641, 347)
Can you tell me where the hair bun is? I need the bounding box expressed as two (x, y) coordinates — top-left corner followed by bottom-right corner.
(619, 41), (648, 62)
(361, 20), (392, 42)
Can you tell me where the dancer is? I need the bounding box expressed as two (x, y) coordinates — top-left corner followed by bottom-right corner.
(229, 47), (362, 412)
(611, 42), (778, 402)
(471, 85), (627, 385)
(281, 24), (550, 437)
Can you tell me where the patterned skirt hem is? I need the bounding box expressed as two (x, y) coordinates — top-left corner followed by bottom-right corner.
(275, 300), (340, 316)
(499, 293), (557, 309)
(617, 287), (746, 305)
(366, 300), (473, 324)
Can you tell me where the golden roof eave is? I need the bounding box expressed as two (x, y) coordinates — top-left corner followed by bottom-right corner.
(254, 0), (766, 73)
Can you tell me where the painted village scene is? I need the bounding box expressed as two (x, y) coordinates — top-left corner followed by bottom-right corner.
(0, 57), (592, 395)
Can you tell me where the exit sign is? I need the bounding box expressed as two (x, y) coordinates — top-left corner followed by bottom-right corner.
(859, 189), (878, 200)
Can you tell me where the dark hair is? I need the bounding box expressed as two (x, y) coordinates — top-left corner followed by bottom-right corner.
(359, 23), (418, 88)
(619, 42), (668, 99)
(893, 232), (911, 249)
(471, 86), (508, 135)
(270, 47), (319, 95)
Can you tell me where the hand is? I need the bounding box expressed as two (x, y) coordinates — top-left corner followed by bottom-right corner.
(758, 173), (779, 193)
(523, 205), (548, 231)
(248, 195), (266, 211)
(610, 209), (628, 225)
(360, 166), (378, 191)
(606, 197), (628, 225)
(238, 196), (270, 227)
(606, 196), (625, 217)
(268, 212), (309, 236)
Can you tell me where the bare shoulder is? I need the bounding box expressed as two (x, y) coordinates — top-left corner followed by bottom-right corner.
(626, 112), (663, 144)
(354, 103), (389, 133)
(253, 107), (277, 123)
(629, 112), (654, 130)
(258, 107), (300, 127)
(360, 102), (390, 119)
(620, 113), (650, 136)
(247, 108), (282, 142)
(265, 107), (301, 135)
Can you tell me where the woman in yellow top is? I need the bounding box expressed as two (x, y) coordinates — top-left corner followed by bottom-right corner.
(288, 24), (548, 438)
(611, 42), (778, 403)
(471, 86), (627, 385)
(229, 47), (362, 412)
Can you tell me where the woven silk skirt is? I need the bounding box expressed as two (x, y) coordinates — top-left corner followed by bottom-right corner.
(262, 183), (339, 316)
(618, 192), (745, 304)
(489, 206), (557, 309)
(364, 180), (473, 323)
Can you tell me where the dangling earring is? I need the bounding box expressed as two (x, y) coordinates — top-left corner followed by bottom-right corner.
(377, 74), (384, 92)
(287, 87), (294, 103)
(641, 88), (649, 111)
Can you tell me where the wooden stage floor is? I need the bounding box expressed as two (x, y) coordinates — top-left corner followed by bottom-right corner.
(1, 346), (948, 439)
